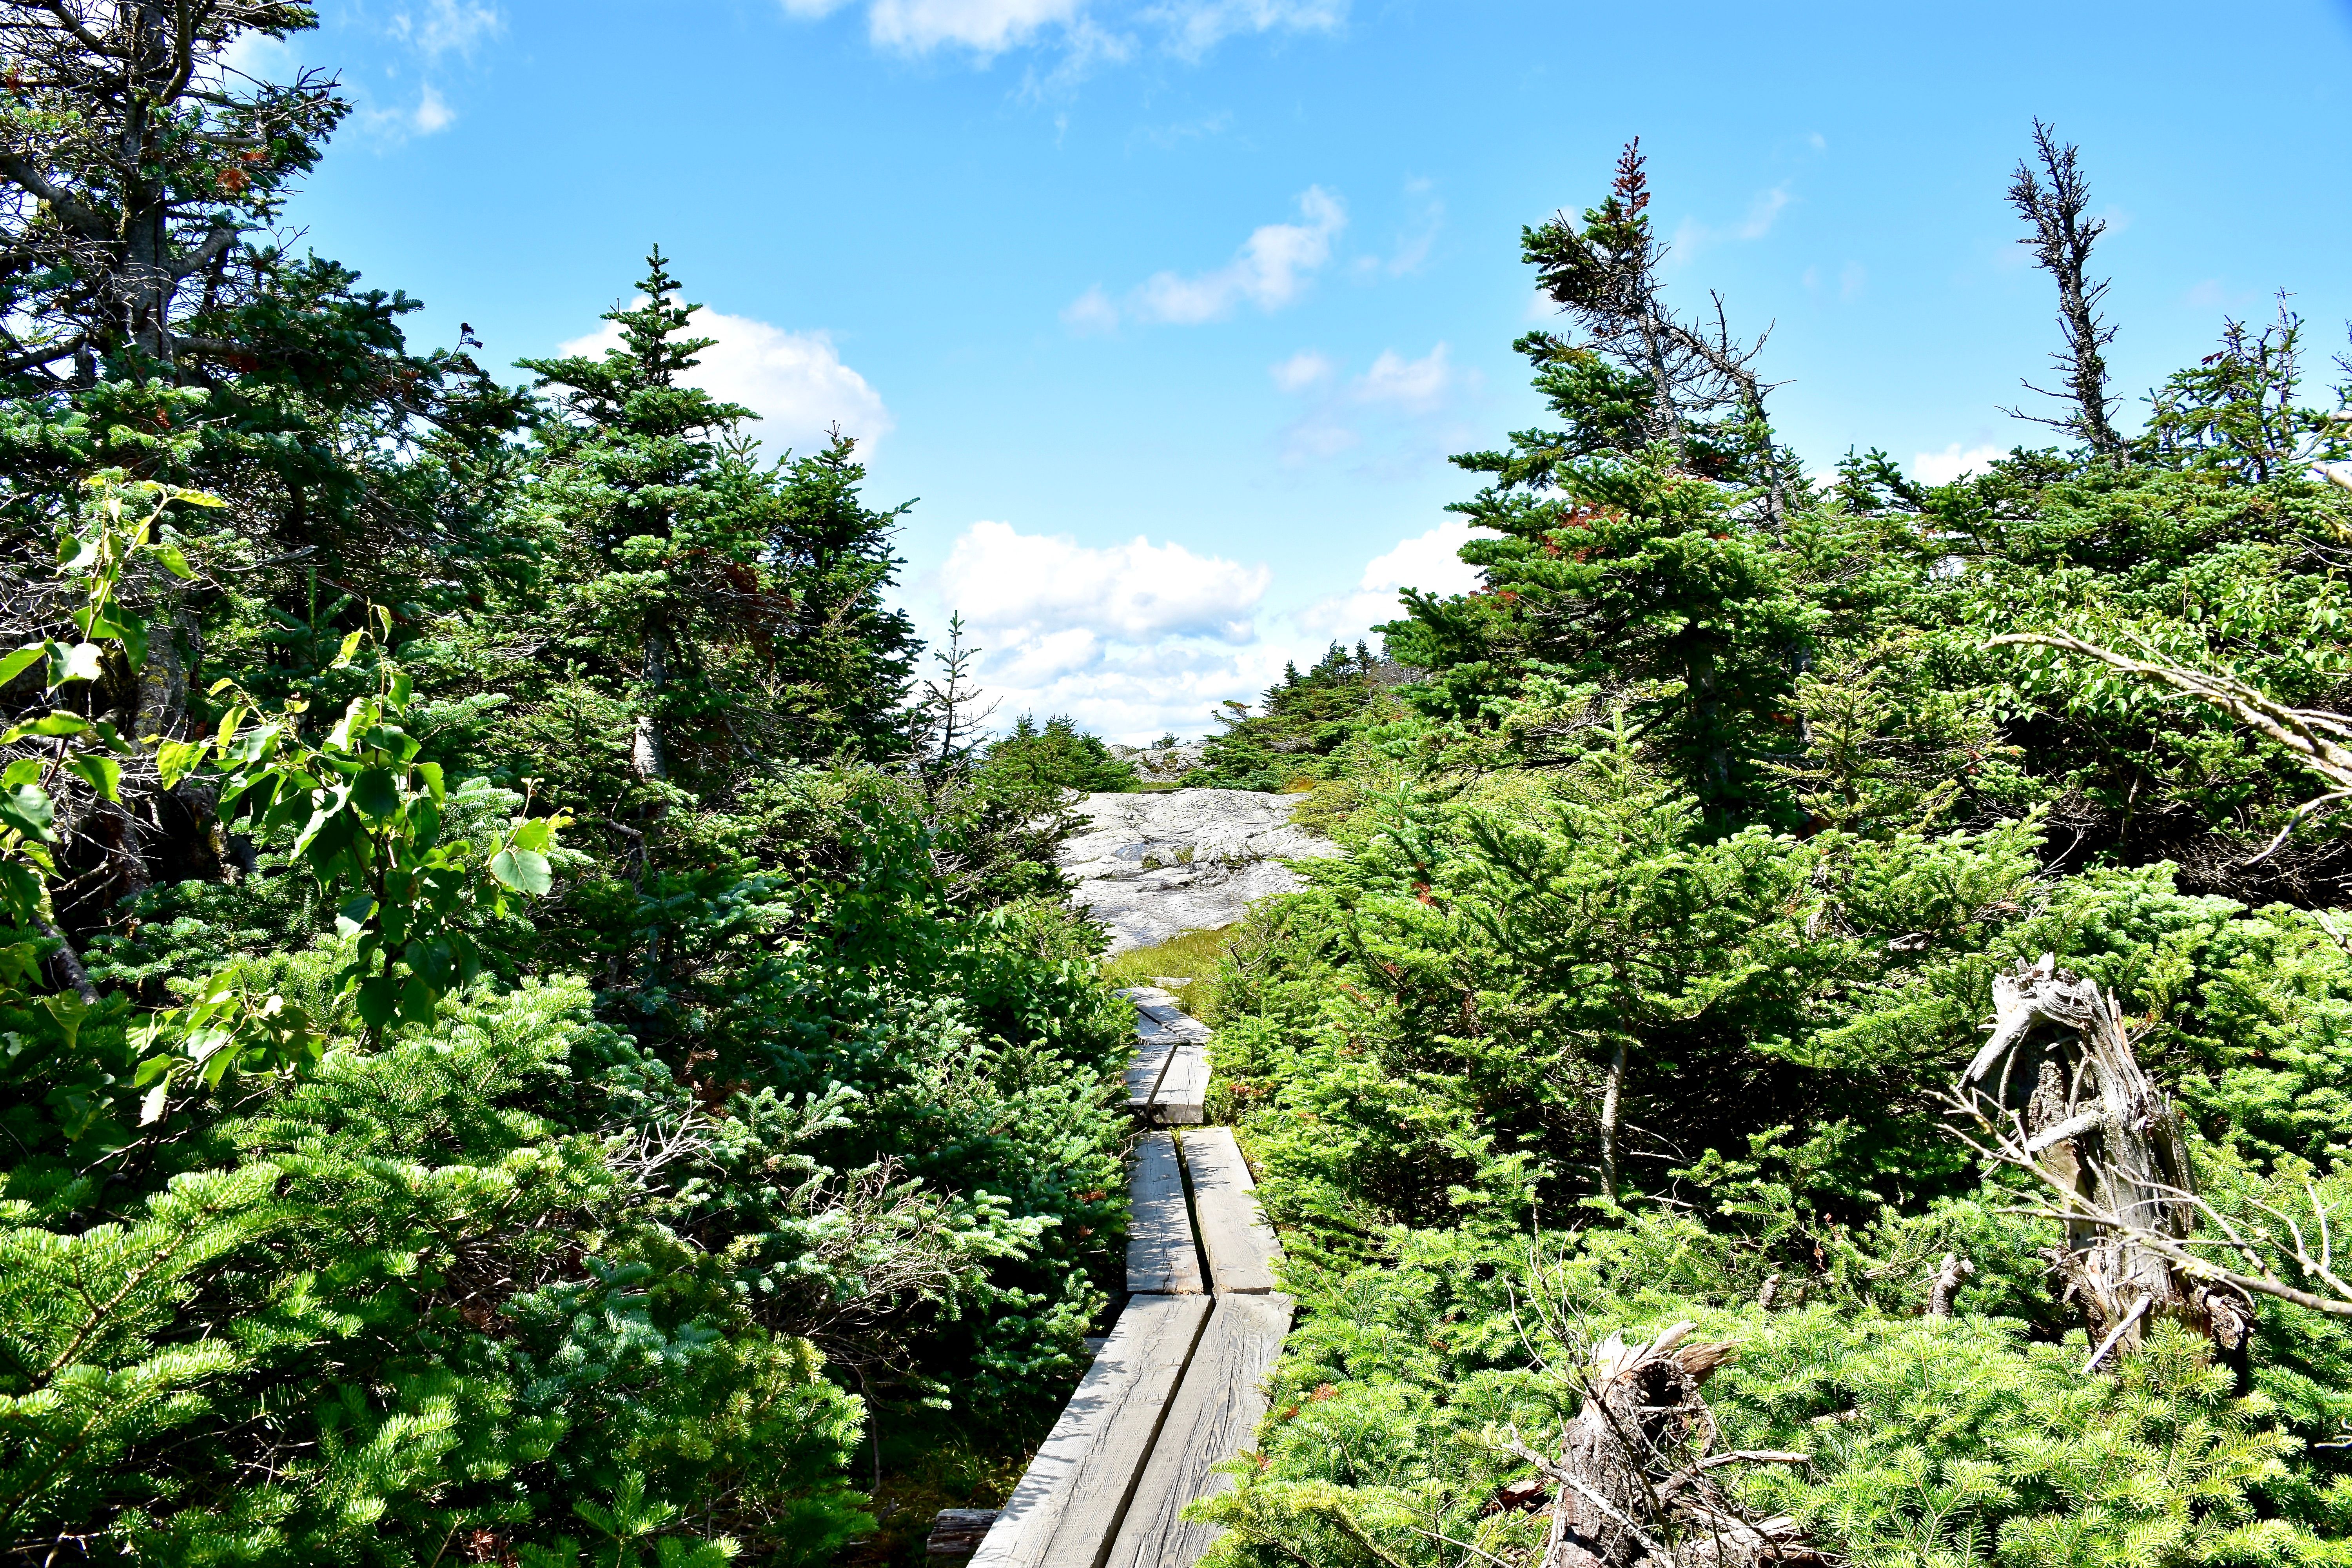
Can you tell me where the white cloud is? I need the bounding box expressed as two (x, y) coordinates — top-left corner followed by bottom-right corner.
(1296, 517), (1484, 644)
(558, 305), (892, 452)
(942, 521), (1267, 646)
(1270, 349), (1333, 392)
(781, 0), (1339, 65)
(927, 522), (1274, 739)
(411, 82), (455, 134)
(1104, 186), (1344, 327)
(1670, 182), (1793, 265)
(1912, 443), (2007, 485)
(1145, 0), (1346, 58)
(1062, 285), (1122, 335)
(358, 80), (459, 139)
(1353, 343), (1452, 412)
(918, 517), (1484, 742)
(394, 0), (503, 57)
(871, 0), (1084, 52)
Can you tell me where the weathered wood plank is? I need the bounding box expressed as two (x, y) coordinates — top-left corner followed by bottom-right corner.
(1151, 1040), (1209, 1125)
(928, 1509), (999, 1556)
(1102, 1293), (1295, 1568)
(1123, 1027), (1175, 1115)
(1181, 1127), (1283, 1294)
(970, 1293), (1212, 1568)
(1127, 1130), (1204, 1295)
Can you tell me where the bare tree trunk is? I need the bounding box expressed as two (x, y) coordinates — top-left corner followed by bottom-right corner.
(1599, 1038), (1628, 1201)
(1959, 955), (2252, 1359)
(632, 616), (668, 785)
(1926, 1252), (1973, 1318)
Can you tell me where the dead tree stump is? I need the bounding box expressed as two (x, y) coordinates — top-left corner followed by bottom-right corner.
(1958, 955), (2252, 1362)
(1508, 1323), (1816, 1567)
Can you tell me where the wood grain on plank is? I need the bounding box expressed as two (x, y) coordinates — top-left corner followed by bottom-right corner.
(1124, 1027), (1175, 1115)
(1151, 1040), (1209, 1125)
(1181, 1127), (1283, 1294)
(970, 1293), (1212, 1568)
(1127, 1130), (1204, 1294)
(1103, 1294), (1295, 1568)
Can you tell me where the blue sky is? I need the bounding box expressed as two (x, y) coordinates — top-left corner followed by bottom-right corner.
(243, 0), (2352, 741)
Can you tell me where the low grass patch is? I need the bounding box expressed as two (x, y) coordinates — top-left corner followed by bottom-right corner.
(1101, 924), (1238, 1021)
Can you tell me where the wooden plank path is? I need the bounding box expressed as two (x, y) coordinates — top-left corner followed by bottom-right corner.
(965, 989), (1291, 1567)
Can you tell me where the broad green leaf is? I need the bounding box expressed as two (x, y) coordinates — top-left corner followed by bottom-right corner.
(49, 641), (103, 685)
(334, 628), (366, 668)
(354, 975), (400, 1031)
(38, 992), (86, 1050)
(0, 782), (56, 843)
(68, 753), (121, 802)
(509, 816), (552, 852)
(336, 891), (376, 938)
(489, 846), (553, 895)
(155, 737), (208, 790)
(7, 711), (95, 739)
(0, 646), (39, 688)
(352, 767), (400, 821)
(398, 973), (436, 1026)
(154, 534), (196, 578)
(416, 761), (445, 802)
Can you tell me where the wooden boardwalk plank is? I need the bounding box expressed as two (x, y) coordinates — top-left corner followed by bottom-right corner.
(1181, 1127), (1283, 1294)
(971, 1294), (1212, 1568)
(1127, 1131), (1204, 1295)
(1102, 1294), (1296, 1568)
(1124, 1028), (1175, 1116)
(1151, 1040), (1208, 1125)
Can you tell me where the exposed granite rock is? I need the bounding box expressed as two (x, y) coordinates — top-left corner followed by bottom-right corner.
(1060, 788), (1342, 954)
(1106, 741), (1206, 785)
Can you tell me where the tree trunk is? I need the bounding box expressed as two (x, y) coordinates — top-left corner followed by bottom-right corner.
(1960, 955), (2253, 1359)
(632, 615), (668, 785)
(1510, 1323), (1817, 1568)
(1599, 1038), (1628, 1201)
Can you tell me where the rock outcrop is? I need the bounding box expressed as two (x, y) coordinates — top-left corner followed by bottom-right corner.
(1105, 741), (1206, 786)
(1060, 788), (1341, 954)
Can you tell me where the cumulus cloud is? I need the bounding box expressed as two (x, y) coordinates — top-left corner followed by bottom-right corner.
(1076, 187), (1345, 330)
(1295, 517), (1484, 643)
(920, 516), (1481, 742)
(1912, 443), (2007, 485)
(558, 305), (892, 452)
(926, 522), (1274, 739)
(942, 521), (1268, 648)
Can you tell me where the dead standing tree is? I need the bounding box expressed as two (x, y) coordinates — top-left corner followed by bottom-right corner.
(1953, 955), (2255, 1368)
(2004, 120), (2129, 459)
(1504, 1322), (1817, 1567)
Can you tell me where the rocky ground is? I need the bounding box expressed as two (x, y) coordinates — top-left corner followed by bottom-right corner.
(1059, 788), (1342, 953)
